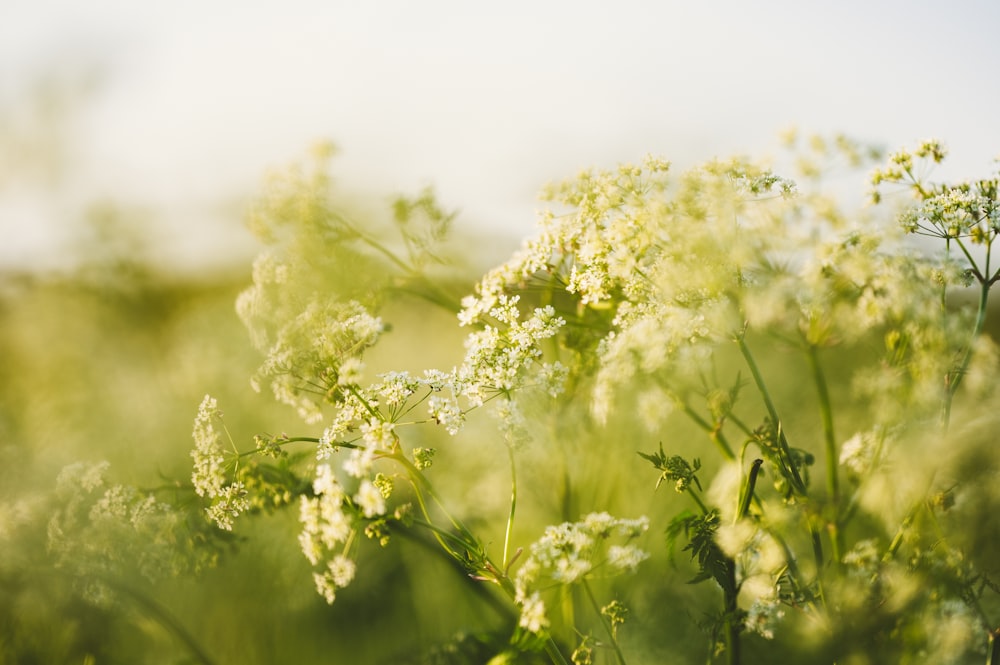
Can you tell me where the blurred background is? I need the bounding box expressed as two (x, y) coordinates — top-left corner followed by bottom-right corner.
(3, 1), (1000, 663)
(4, 0), (1000, 272)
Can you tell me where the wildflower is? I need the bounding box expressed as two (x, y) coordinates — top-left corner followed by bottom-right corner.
(327, 554), (357, 588)
(205, 482), (250, 531)
(839, 428), (889, 476)
(313, 570), (338, 604)
(745, 596), (785, 640)
(427, 394), (464, 435)
(842, 539), (880, 578)
(191, 395), (226, 499)
(342, 445), (376, 478)
(607, 545), (649, 572)
(517, 591), (549, 634)
(298, 471), (352, 566)
(601, 600), (629, 630)
(313, 464), (340, 497)
(514, 513), (649, 619)
(493, 398), (530, 448)
(359, 418), (395, 449)
(412, 447), (435, 470)
(337, 357), (364, 385)
(354, 479), (386, 518)
(376, 371), (419, 407)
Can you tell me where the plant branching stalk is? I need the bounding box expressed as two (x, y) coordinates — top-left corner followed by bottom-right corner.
(393, 453), (481, 563)
(719, 459), (764, 665)
(679, 401), (736, 460)
(582, 580), (627, 665)
(738, 332), (829, 603)
(735, 331), (806, 496)
(944, 276), (991, 430)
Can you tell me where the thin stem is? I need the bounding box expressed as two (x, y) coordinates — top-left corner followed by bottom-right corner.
(581, 580), (627, 665)
(723, 560), (741, 665)
(806, 345), (838, 504)
(409, 517), (479, 553)
(346, 385), (381, 420)
(393, 527), (514, 620)
(806, 344), (843, 566)
(737, 331), (828, 603)
(687, 487), (711, 516)
(545, 638), (572, 665)
(99, 576), (216, 665)
(679, 401), (736, 460)
(735, 331), (806, 496)
(944, 276), (991, 430)
(330, 211), (460, 314)
(394, 453), (479, 548)
(503, 445), (517, 570)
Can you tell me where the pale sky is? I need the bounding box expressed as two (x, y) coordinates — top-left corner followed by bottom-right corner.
(3, 0), (1000, 270)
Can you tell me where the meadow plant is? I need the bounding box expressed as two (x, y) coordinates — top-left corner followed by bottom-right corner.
(171, 136), (1000, 663)
(36, 135), (1000, 663)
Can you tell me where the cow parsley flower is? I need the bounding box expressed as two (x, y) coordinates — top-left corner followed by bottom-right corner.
(516, 590), (550, 634)
(514, 513), (649, 630)
(191, 395), (226, 499)
(204, 482), (250, 531)
(427, 394), (464, 435)
(354, 479), (386, 519)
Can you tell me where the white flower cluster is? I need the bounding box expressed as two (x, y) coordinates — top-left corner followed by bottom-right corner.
(455, 296), (566, 406)
(513, 512), (649, 634)
(453, 156), (813, 425)
(715, 519), (788, 639)
(191, 395), (225, 499)
(298, 463), (362, 603)
(190, 395), (250, 531)
(744, 595), (786, 640)
(311, 295), (566, 457)
(839, 427), (894, 477)
(47, 461), (186, 604)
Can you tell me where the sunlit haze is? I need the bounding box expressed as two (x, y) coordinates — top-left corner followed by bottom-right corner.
(3, 0), (999, 270)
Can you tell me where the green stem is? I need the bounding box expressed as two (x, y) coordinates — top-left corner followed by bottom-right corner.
(806, 344), (843, 566)
(735, 331), (806, 496)
(944, 276), (991, 430)
(409, 517), (478, 553)
(99, 576), (216, 665)
(504, 445), (517, 570)
(346, 385), (381, 420)
(806, 345), (838, 504)
(545, 638), (572, 665)
(988, 628), (1000, 665)
(394, 527), (514, 620)
(582, 580), (627, 665)
(687, 487), (711, 516)
(393, 453), (481, 560)
(679, 401), (736, 460)
(723, 560), (741, 665)
(332, 211), (460, 314)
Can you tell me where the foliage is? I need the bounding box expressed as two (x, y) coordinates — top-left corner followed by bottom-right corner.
(5, 133), (1000, 664)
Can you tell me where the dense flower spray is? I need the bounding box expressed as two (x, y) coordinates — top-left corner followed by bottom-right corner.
(177, 137), (1000, 664)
